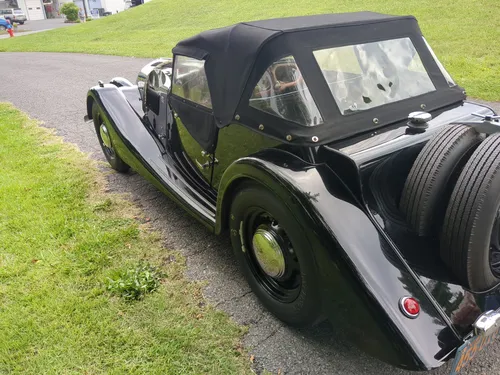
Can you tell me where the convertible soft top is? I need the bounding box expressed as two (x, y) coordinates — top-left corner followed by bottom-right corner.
(172, 12), (465, 146)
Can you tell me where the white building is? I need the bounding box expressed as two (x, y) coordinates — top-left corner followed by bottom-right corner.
(0, 0), (128, 21)
(73, 0), (126, 16)
(0, 0), (46, 20)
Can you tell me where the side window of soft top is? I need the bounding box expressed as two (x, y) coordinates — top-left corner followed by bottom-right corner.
(249, 55), (323, 127)
(171, 55), (212, 109)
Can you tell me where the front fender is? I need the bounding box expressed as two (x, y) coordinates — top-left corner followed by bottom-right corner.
(216, 149), (458, 370)
(86, 84), (215, 228)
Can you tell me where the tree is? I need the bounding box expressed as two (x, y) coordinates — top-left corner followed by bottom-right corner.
(60, 3), (79, 22)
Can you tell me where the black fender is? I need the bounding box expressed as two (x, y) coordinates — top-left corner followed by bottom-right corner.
(86, 84), (145, 169)
(87, 82), (143, 123)
(216, 148), (459, 370)
(86, 84), (216, 229)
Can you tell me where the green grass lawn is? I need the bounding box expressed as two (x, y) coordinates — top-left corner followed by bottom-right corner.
(0, 0), (498, 101)
(0, 103), (251, 375)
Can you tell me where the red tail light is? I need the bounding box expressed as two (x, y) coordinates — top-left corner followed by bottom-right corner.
(399, 296), (420, 319)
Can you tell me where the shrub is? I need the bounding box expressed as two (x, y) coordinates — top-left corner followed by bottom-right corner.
(105, 262), (164, 301)
(60, 2), (79, 22)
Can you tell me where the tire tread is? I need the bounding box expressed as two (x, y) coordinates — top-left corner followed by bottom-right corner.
(441, 133), (500, 289)
(400, 125), (481, 236)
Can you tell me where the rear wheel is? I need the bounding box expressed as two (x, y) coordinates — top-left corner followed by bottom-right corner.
(0, 26), (6, 31)
(229, 183), (322, 327)
(92, 102), (130, 173)
(441, 133), (500, 291)
(400, 125), (482, 236)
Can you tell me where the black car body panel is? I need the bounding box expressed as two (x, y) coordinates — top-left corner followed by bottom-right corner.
(86, 12), (500, 371)
(216, 151), (459, 369)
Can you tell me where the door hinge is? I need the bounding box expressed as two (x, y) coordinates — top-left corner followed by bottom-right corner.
(196, 152), (218, 169)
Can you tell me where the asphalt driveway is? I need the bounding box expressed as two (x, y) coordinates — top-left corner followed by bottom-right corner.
(0, 18), (76, 39)
(1, 52), (499, 375)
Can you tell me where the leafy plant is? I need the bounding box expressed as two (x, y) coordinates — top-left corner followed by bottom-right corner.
(60, 2), (79, 22)
(105, 262), (164, 301)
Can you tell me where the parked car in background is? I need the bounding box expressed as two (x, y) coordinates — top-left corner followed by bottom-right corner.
(86, 12), (500, 373)
(0, 9), (26, 25)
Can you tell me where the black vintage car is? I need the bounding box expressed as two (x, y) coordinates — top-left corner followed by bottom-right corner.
(85, 12), (500, 373)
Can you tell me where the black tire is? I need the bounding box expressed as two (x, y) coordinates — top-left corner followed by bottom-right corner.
(441, 133), (500, 291)
(400, 125), (482, 236)
(0, 26), (6, 31)
(229, 183), (322, 327)
(92, 102), (130, 173)
(19, 22), (24, 25)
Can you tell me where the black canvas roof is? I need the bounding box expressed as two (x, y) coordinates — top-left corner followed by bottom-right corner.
(244, 12), (409, 31)
(171, 12), (465, 146)
(172, 12), (416, 127)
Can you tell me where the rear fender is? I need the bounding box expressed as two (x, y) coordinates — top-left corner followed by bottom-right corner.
(216, 148), (458, 370)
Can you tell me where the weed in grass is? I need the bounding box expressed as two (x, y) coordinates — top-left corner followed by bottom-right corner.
(106, 262), (164, 301)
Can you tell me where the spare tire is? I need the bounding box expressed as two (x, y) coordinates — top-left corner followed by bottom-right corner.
(400, 125), (482, 236)
(441, 133), (500, 291)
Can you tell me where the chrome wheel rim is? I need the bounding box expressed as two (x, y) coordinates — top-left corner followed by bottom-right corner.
(252, 227), (286, 278)
(241, 209), (301, 303)
(99, 124), (112, 149)
(97, 119), (115, 158)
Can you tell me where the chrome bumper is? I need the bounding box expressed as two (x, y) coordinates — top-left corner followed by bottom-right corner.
(473, 309), (500, 337)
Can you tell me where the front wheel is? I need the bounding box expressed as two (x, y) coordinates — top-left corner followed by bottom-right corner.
(92, 102), (130, 173)
(229, 183), (323, 327)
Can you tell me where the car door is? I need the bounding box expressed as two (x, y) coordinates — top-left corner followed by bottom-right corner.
(210, 55), (318, 191)
(169, 55), (217, 193)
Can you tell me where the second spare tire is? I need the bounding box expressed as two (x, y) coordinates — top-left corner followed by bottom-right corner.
(441, 133), (500, 291)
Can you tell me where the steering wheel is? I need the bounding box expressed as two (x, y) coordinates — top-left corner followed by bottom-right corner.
(272, 63), (303, 93)
(253, 62), (304, 98)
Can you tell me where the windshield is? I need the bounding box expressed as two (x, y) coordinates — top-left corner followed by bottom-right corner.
(172, 55), (212, 109)
(313, 37), (436, 115)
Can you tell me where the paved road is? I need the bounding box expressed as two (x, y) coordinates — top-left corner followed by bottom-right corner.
(16, 18), (75, 32)
(0, 18), (76, 39)
(1, 52), (499, 375)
